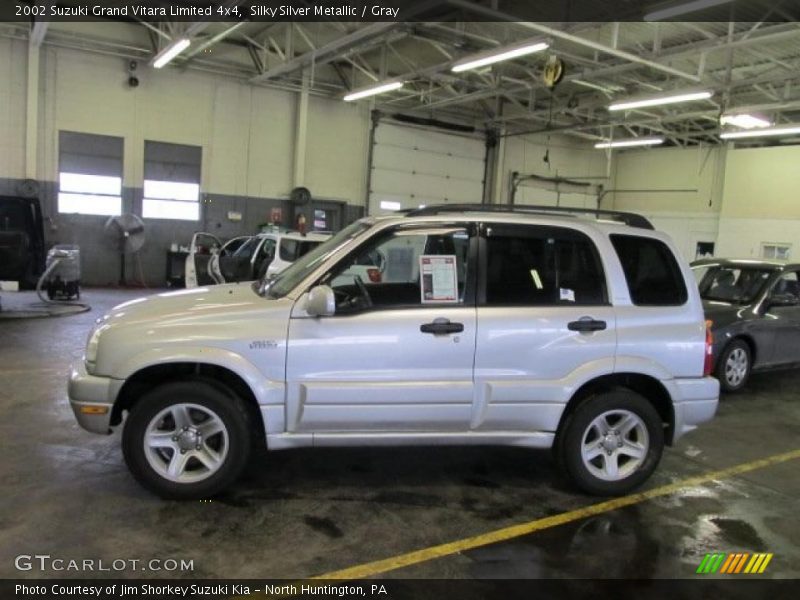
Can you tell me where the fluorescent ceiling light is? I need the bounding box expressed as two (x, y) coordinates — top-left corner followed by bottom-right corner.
(720, 113), (771, 130)
(451, 41), (549, 73)
(609, 90), (713, 111)
(343, 81), (403, 102)
(645, 0), (735, 21)
(720, 124), (800, 140)
(594, 137), (665, 149)
(152, 38), (191, 69)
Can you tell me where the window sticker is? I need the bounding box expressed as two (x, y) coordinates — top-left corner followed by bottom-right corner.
(560, 287), (576, 302)
(530, 269), (543, 289)
(420, 255), (458, 303)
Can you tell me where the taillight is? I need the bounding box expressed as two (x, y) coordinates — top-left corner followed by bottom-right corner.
(703, 320), (714, 377)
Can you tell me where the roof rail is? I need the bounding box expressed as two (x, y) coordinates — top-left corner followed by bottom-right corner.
(404, 203), (654, 230)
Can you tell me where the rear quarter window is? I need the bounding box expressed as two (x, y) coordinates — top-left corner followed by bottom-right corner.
(610, 234), (688, 306)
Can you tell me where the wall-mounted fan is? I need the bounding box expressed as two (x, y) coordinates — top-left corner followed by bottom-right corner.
(105, 213), (146, 286)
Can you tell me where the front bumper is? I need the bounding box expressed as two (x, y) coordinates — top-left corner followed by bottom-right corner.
(68, 359), (118, 434)
(671, 376), (720, 443)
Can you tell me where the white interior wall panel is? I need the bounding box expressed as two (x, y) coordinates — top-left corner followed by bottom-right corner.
(643, 213), (720, 261)
(369, 123), (485, 214)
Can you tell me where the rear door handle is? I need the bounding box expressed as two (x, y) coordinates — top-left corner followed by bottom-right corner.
(568, 317), (607, 332)
(421, 318), (464, 335)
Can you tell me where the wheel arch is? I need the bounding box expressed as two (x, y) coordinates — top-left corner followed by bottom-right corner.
(111, 362), (266, 445)
(719, 334), (756, 367)
(556, 373), (675, 446)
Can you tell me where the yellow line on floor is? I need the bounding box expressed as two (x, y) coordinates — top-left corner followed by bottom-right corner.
(233, 447), (800, 598)
(0, 367), (64, 375)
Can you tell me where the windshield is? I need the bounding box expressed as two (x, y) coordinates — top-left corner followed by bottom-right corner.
(694, 265), (773, 304)
(264, 220), (372, 298)
(233, 236), (260, 260)
(279, 238), (325, 262)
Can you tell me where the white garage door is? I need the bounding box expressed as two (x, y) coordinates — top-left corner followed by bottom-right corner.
(369, 122), (485, 215)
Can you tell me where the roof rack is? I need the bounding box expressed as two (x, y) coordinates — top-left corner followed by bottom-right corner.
(404, 203), (654, 230)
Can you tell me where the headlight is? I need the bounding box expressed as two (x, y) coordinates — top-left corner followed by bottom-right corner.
(84, 325), (106, 373)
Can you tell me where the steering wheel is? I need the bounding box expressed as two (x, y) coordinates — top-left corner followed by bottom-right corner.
(354, 275), (373, 308)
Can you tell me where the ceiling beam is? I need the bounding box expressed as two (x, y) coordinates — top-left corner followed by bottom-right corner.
(250, 23), (396, 83)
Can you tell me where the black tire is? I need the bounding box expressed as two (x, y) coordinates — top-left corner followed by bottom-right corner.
(122, 379), (252, 500)
(715, 339), (751, 393)
(559, 391), (664, 496)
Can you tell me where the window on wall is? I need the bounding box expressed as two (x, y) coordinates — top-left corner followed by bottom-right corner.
(762, 243), (791, 260)
(58, 131), (123, 216)
(142, 141), (202, 221)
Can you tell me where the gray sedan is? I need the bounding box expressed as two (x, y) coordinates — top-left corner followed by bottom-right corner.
(692, 259), (800, 392)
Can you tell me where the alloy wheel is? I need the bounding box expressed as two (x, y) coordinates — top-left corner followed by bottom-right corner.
(580, 410), (649, 481)
(143, 403), (229, 483)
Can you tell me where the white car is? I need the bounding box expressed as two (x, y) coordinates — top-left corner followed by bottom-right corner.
(68, 205), (719, 499)
(185, 230), (330, 288)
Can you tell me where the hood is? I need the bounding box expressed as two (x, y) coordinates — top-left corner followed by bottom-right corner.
(102, 282), (266, 325)
(92, 282), (295, 380)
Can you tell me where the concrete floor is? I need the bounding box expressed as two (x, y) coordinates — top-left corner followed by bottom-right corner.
(1, 288), (799, 581)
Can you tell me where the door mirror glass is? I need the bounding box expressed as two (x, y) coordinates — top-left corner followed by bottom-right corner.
(305, 285), (335, 317)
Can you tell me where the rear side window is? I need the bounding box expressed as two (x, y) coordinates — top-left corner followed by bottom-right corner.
(484, 225), (607, 306)
(610, 234), (687, 306)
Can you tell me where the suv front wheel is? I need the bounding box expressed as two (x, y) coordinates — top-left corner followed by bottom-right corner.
(122, 380), (252, 499)
(559, 391), (664, 496)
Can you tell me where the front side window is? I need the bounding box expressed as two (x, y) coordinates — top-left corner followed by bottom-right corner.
(319, 224), (473, 312)
(611, 234), (687, 306)
(484, 225), (606, 306)
(770, 272), (800, 302)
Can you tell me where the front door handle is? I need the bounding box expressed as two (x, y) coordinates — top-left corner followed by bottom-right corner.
(421, 318), (464, 335)
(568, 317), (607, 333)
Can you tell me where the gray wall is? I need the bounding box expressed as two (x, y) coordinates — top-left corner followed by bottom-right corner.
(1, 177), (363, 287)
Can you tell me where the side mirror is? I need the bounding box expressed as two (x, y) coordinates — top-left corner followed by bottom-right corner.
(768, 293), (799, 309)
(305, 285), (335, 317)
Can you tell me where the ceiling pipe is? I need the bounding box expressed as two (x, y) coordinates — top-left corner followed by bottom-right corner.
(446, 0), (702, 83)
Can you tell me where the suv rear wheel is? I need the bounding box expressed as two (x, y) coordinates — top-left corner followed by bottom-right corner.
(559, 391), (664, 496)
(122, 380), (252, 500)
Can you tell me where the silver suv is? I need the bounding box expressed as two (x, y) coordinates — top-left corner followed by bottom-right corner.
(68, 205), (719, 499)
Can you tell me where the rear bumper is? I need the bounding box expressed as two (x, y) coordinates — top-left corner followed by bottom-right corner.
(67, 360), (117, 434)
(671, 376), (720, 443)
